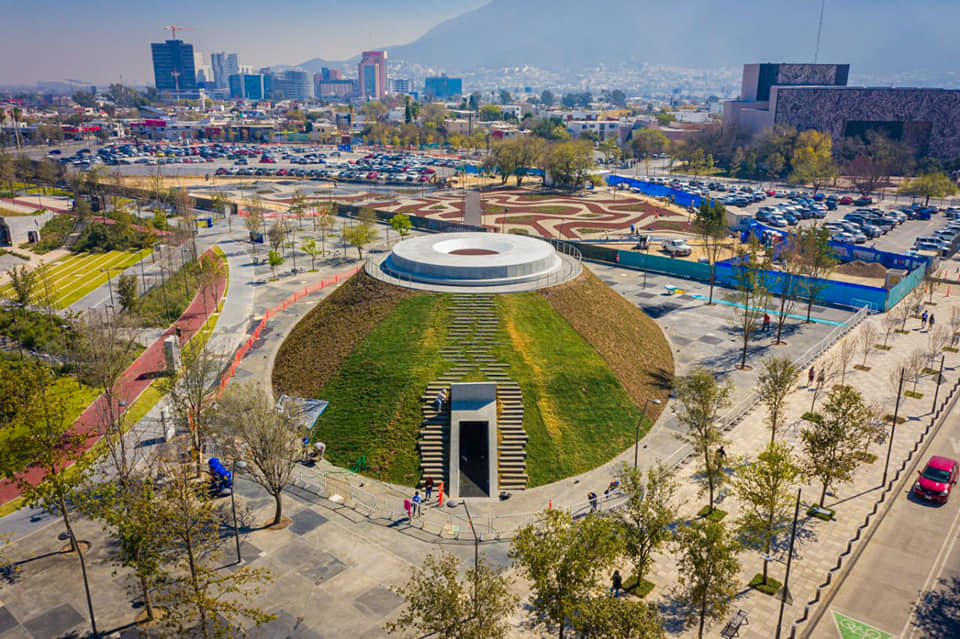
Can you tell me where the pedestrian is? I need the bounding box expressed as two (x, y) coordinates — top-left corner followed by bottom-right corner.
(435, 389), (445, 412)
(412, 491), (422, 518)
(588, 491), (598, 513)
(922, 310), (929, 328)
(817, 369), (825, 386)
(610, 570), (623, 597)
(952, 332), (959, 347)
(604, 479), (620, 498)
(930, 313), (936, 329)
(717, 446), (727, 462)
(403, 497), (412, 519)
(808, 366), (816, 386)
(424, 477), (434, 502)
(763, 313), (771, 333)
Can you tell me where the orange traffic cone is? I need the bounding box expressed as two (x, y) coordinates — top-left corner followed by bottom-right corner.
(948, 287), (951, 297)
(548, 499), (552, 510)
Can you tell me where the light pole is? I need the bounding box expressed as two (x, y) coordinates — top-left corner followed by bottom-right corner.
(461, 501), (480, 621)
(231, 458), (247, 564)
(99, 267), (118, 310)
(634, 398), (662, 470)
(882, 369), (904, 488)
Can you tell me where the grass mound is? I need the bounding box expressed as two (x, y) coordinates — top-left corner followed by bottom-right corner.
(272, 271), (417, 403)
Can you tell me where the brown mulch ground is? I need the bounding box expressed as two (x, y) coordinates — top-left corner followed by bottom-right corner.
(271, 271), (415, 399)
(834, 260), (888, 279)
(538, 269), (674, 416)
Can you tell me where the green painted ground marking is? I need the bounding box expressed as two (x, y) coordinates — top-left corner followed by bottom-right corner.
(833, 611), (894, 639)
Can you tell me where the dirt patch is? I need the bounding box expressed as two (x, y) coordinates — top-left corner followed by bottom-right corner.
(271, 271), (415, 399)
(539, 269), (674, 413)
(834, 260), (888, 279)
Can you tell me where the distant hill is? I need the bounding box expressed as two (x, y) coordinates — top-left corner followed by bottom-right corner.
(363, 0), (957, 81)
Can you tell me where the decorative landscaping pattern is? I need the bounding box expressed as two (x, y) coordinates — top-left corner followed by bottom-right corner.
(373, 188), (691, 240)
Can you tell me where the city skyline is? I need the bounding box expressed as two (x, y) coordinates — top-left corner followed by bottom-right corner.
(0, 0), (487, 86)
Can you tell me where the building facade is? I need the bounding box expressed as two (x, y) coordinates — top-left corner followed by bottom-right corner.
(424, 75), (463, 100)
(320, 67), (343, 81)
(390, 79), (411, 95)
(211, 52), (240, 89)
(151, 40), (197, 94)
(723, 62), (960, 159)
(273, 70), (314, 101)
(228, 74), (266, 100)
(358, 51), (387, 99)
(315, 78), (355, 99)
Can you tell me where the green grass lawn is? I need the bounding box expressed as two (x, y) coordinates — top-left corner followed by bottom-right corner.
(493, 292), (643, 486)
(0, 249), (152, 309)
(312, 293), (450, 486)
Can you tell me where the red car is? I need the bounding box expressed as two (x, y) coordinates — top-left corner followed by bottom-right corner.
(259, 156), (275, 164)
(765, 190), (777, 196)
(839, 196), (854, 205)
(914, 456), (959, 503)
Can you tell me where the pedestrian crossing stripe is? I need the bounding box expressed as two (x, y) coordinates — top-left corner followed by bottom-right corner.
(832, 611), (893, 639)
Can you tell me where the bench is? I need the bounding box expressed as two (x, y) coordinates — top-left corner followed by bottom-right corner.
(720, 609), (748, 638)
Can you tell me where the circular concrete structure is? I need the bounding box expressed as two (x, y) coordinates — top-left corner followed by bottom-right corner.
(369, 232), (581, 292)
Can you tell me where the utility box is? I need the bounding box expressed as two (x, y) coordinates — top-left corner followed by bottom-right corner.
(26, 230), (40, 244)
(163, 335), (182, 374)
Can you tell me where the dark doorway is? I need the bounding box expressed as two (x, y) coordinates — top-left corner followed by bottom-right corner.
(458, 421), (489, 497)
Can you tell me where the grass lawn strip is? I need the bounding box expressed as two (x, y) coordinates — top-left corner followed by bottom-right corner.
(45, 252), (133, 304)
(310, 292), (448, 486)
(493, 292), (643, 487)
(54, 250), (151, 309)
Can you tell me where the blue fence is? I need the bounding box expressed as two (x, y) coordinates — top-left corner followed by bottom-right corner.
(827, 242), (928, 271)
(616, 249), (712, 280)
(885, 265), (926, 309)
(604, 175), (703, 208)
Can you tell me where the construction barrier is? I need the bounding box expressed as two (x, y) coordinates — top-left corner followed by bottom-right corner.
(217, 264), (361, 393)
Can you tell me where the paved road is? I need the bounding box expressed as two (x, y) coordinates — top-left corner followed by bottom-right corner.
(808, 406), (960, 639)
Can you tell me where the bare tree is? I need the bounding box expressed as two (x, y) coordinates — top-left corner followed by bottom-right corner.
(729, 242), (770, 369)
(951, 307), (960, 347)
(896, 299), (914, 333)
(881, 312), (900, 349)
(810, 358), (835, 412)
(213, 384), (302, 527)
(903, 349), (928, 394)
(857, 322), (880, 368)
(928, 326), (950, 362)
(837, 338), (857, 385)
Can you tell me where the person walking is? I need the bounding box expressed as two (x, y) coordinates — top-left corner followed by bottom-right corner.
(610, 570), (623, 597)
(588, 491), (598, 513)
(763, 313), (771, 333)
(403, 497), (412, 520)
(412, 491), (422, 518)
(922, 310), (929, 329)
(930, 313), (936, 330)
(817, 369), (825, 386)
(808, 366), (816, 386)
(424, 477), (434, 502)
(435, 389), (445, 412)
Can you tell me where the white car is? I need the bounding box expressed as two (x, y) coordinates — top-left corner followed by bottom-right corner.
(662, 239), (692, 257)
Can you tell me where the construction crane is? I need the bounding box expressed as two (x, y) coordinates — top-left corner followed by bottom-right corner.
(165, 24), (192, 40)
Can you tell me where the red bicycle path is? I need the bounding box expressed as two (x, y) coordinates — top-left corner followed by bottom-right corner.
(0, 250), (228, 505)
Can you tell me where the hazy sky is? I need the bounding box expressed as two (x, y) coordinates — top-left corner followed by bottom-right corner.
(0, 0), (488, 86)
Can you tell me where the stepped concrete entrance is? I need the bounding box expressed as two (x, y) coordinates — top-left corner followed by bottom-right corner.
(449, 383), (498, 498)
(418, 294), (528, 498)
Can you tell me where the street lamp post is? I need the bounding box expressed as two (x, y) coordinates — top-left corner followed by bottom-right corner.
(231, 458), (247, 564)
(634, 398), (662, 470)
(99, 267), (117, 309)
(882, 369), (904, 488)
(461, 501), (480, 620)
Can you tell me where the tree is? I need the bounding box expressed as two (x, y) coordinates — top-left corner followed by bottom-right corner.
(789, 129), (837, 193)
(756, 357), (799, 444)
(288, 187), (308, 230)
(858, 321), (880, 368)
(928, 326), (950, 363)
(155, 457), (275, 638)
(267, 250), (284, 280)
(615, 463), (677, 587)
(801, 385), (871, 506)
(315, 202), (336, 255)
(540, 90), (555, 107)
(510, 509), (622, 639)
(837, 337), (857, 385)
(301, 237), (321, 271)
(173, 189), (198, 258)
(903, 348), (927, 393)
(570, 598), (664, 639)
(6, 264), (37, 308)
(342, 210), (379, 259)
(386, 552), (516, 639)
(267, 218), (290, 254)
(480, 104), (502, 121)
(598, 137), (621, 165)
(214, 384), (301, 527)
(793, 224), (837, 322)
(733, 441), (801, 584)
(630, 129), (669, 176)
(899, 172), (958, 206)
(116, 273), (138, 312)
(673, 519), (741, 639)
(881, 311), (899, 349)
(545, 140), (594, 190)
(847, 154), (891, 198)
(389, 213), (412, 237)
(693, 199), (728, 304)
(157, 341), (222, 477)
(675, 369), (732, 515)
(729, 241), (769, 369)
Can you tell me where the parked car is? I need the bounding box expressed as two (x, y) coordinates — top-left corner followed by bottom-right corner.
(662, 239), (692, 257)
(914, 456), (959, 503)
(854, 196), (874, 206)
(839, 196), (854, 205)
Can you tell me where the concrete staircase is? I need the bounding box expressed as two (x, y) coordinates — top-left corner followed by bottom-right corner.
(417, 293), (528, 493)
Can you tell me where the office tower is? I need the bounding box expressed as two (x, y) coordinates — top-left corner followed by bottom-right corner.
(390, 79), (411, 95)
(211, 52), (240, 89)
(151, 40), (198, 94)
(273, 70), (314, 100)
(424, 75), (463, 99)
(229, 74), (265, 100)
(357, 51), (387, 99)
(321, 67), (344, 81)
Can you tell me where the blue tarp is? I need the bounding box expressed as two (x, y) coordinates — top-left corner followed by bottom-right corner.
(604, 175), (703, 208)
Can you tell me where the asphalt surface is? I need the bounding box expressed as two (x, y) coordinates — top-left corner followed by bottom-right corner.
(807, 403), (960, 639)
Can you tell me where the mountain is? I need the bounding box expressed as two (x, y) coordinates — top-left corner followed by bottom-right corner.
(373, 0), (958, 81)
